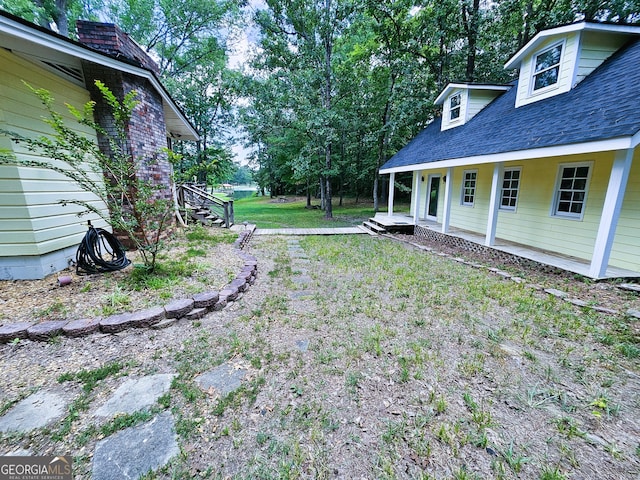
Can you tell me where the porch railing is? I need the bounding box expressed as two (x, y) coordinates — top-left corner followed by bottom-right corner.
(176, 182), (234, 228)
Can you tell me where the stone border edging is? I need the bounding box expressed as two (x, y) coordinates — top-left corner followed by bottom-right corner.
(393, 235), (640, 320)
(0, 226), (258, 344)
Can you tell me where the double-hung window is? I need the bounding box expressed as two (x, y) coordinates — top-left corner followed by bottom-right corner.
(461, 170), (477, 206)
(500, 168), (521, 211)
(532, 43), (563, 92)
(449, 93), (461, 121)
(553, 163), (591, 219)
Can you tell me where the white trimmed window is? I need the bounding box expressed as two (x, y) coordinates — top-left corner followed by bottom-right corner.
(461, 170), (477, 206)
(449, 93), (461, 121)
(532, 43), (563, 92)
(500, 168), (521, 211)
(553, 163), (591, 219)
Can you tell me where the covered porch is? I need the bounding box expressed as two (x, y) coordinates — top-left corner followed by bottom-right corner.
(373, 212), (640, 280)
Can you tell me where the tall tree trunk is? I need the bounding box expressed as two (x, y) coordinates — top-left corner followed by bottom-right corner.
(462, 0), (481, 82)
(373, 73), (396, 212)
(323, 0), (333, 219)
(319, 176), (326, 210)
(306, 178), (312, 208)
(373, 174), (379, 212)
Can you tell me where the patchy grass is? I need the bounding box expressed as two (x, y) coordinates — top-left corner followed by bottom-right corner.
(2, 232), (638, 479)
(191, 234), (637, 479)
(233, 195), (407, 228)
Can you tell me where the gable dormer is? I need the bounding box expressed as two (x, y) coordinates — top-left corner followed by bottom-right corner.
(435, 83), (511, 131)
(506, 22), (640, 108)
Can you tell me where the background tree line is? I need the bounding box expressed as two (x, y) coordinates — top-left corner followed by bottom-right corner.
(1, 0), (639, 216)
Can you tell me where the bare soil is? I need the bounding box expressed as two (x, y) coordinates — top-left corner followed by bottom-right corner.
(0, 231), (639, 479)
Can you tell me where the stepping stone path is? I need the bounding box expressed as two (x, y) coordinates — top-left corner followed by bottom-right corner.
(0, 373), (180, 475)
(287, 239), (314, 300)
(285, 239), (318, 353)
(0, 228), (262, 476)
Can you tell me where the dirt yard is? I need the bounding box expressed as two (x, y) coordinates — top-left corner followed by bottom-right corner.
(0, 231), (638, 479)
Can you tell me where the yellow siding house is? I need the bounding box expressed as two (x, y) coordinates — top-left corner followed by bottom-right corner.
(379, 22), (640, 279)
(0, 11), (198, 279)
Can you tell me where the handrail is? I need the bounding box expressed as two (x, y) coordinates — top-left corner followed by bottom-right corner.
(176, 183), (234, 228)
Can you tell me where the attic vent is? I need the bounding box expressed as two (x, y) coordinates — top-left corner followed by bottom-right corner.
(41, 60), (85, 85)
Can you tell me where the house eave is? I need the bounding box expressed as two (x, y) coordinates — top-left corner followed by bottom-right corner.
(434, 83), (512, 105)
(379, 136), (637, 174)
(504, 21), (640, 70)
(0, 12), (199, 141)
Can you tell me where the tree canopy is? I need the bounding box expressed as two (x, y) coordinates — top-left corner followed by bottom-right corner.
(2, 0), (639, 215)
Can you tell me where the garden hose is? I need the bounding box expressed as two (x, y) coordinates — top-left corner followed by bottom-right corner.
(76, 222), (131, 274)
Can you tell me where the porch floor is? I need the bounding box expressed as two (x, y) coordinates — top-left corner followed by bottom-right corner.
(375, 213), (640, 280)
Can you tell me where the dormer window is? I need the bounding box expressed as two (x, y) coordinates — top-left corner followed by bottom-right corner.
(436, 83), (510, 131)
(532, 43), (563, 92)
(449, 94), (461, 121)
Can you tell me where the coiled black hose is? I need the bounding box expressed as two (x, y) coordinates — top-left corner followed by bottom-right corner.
(76, 222), (131, 274)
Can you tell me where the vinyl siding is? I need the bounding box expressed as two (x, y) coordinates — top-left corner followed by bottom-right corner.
(413, 152), (639, 270)
(466, 91), (500, 121)
(576, 32), (628, 84)
(516, 32), (580, 108)
(449, 164), (492, 234)
(494, 153), (611, 262)
(0, 48), (109, 257)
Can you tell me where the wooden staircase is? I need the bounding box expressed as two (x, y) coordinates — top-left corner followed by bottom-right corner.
(177, 183), (234, 228)
(362, 215), (415, 235)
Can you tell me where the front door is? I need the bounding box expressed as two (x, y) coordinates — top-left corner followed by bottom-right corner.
(424, 175), (440, 220)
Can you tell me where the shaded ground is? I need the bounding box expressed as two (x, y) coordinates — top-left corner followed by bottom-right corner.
(1, 233), (639, 479)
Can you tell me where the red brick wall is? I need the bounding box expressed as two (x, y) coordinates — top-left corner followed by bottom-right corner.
(77, 21), (160, 75)
(78, 21), (175, 244)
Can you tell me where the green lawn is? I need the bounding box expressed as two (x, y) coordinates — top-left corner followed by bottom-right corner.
(233, 195), (407, 229)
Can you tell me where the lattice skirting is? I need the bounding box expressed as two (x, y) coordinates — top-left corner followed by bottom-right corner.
(413, 225), (564, 275)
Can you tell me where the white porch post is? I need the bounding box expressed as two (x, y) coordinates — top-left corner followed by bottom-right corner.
(486, 162), (503, 246)
(589, 148), (634, 278)
(387, 172), (395, 217)
(413, 171), (422, 225)
(441, 167), (453, 234)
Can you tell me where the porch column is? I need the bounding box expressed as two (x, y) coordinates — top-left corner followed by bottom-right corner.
(485, 162), (503, 246)
(589, 148), (634, 278)
(413, 171), (422, 225)
(441, 167), (453, 233)
(387, 172), (395, 217)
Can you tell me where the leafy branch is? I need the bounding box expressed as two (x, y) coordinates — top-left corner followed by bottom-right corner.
(0, 81), (173, 271)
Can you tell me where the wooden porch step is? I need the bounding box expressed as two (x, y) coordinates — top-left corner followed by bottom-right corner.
(362, 221), (386, 234)
(357, 225), (378, 236)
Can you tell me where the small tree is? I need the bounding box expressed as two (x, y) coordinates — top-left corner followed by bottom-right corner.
(0, 81), (173, 271)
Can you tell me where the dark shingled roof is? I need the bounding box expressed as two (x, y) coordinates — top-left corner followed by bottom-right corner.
(381, 37), (640, 171)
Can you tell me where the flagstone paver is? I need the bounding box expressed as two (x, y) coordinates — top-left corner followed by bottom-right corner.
(94, 374), (175, 418)
(195, 363), (247, 396)
(92, 412), (179, 480)
(0, 390), (68, 433)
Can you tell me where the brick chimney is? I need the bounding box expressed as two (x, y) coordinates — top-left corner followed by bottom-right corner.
(76, 20), (160, 75)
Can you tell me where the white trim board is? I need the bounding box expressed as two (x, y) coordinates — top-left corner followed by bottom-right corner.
(379, 136), (636, 174)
